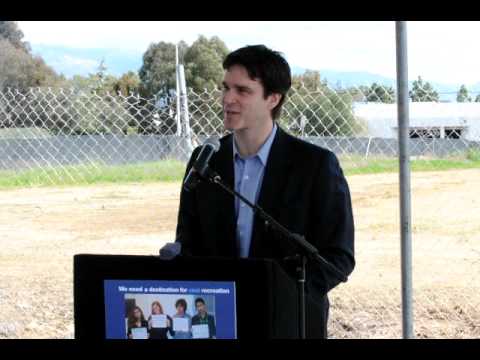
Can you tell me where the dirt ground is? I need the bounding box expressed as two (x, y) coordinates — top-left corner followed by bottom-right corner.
(1, 169), (479, 338)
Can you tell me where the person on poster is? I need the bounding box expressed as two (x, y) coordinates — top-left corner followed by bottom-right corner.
(192, 297), (216, 339)
(171, 298), (192, 339)
(127, 306), (149, 339)
(147, 301), (173, 339)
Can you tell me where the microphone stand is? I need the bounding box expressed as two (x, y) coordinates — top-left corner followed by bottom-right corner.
(198, 167), (347, 339)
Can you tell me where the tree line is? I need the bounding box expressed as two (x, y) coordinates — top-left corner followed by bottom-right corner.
(1, 21), (479, 137)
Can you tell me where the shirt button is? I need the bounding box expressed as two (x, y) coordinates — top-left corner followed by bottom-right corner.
(241, 203), (245, 207)
(244, 175), (249, 180)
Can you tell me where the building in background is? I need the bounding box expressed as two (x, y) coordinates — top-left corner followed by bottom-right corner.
(354, 102), (480, 141)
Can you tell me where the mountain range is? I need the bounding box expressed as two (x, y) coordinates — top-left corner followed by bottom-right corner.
(291, 66), (480, 102)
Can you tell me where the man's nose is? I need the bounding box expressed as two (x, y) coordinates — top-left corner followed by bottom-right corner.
(222, 90), (236, 106)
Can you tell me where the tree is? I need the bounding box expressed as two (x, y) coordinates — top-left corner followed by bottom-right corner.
(475, 94), (480, 102)
(456, 84), (471, 102)
(92, 58), (108, 91)
(345, 85), (368, 102)
(292, 70), (325, 90)
(111, 71), (142, 133)
(409, 76), (439, 102)
(51, 63), (137, 135)
(0, 24), (63, 92)
(184, 35), (229, 92)
(0, 38), (37, 91)
(137, 41), (181, 133)
(31, 56), (66, 87)
(284, 70), (362, 137)
(364, 82), (395, 103)
(66, 60), (119, 95)
(113, 71), (140, 96)
(138, 36), (229, 97)
(0, 37), (65, 129)
(182, 36), (229, 135)
(1, 41), (62, 90)
(137, 36), (229, 135)
(0, 21), (29, 52)
(0, 21), (128, 134)
(138, 41), (188, 98)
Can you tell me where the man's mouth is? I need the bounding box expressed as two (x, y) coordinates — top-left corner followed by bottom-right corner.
(225, 110), (240, 116)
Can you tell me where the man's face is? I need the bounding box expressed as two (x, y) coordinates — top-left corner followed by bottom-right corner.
(222, 64), (279, 132)
(196, 302), (206, 315)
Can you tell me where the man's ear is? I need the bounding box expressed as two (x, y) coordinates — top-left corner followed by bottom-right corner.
(267, 93), (282, 110)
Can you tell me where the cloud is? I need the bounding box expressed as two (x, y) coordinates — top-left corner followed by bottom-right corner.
(49, 55), (100, 77)
(17, 21), (480, 85)
(17, 21), (397, 76)
(407, 21), (480, 85)
(60, 55), (98, 68)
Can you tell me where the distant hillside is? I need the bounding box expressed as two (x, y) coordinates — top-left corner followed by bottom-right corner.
(30, 44), (142, 79)
(292, 66), (480, 102)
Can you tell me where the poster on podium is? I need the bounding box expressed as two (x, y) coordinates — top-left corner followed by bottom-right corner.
(104, 279), (236, 339)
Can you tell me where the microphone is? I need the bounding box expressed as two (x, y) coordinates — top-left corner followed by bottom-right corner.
(159, 242), (182, 260)
(183, 137), (220, 191)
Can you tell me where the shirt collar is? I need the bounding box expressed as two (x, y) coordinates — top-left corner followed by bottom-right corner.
(233, 123), (278, 166)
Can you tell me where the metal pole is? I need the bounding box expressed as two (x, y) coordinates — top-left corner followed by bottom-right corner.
(395, 21), (414, 339)
(178, 62), (193, 153)
(175, 44), (182, 136)
(297, 256), (306, 339)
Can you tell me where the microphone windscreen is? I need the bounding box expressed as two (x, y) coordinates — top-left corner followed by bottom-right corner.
(159, 242), (182, 260)
(204, 137), (220, 152)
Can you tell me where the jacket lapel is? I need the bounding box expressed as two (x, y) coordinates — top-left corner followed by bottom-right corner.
(249, 126), (294, 258)
(210, 134), (237, 257)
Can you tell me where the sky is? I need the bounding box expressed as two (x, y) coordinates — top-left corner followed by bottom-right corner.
(16, 21), (480, 86)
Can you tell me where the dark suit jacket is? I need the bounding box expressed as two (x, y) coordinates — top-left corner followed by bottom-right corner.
(176, 126), (355, 338)
(191, 313), (216, 338)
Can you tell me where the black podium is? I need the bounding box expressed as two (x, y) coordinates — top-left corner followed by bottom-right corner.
(74, 254), (325, 339)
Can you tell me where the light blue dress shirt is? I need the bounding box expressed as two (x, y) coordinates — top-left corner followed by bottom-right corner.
(233, 124), (278, 258)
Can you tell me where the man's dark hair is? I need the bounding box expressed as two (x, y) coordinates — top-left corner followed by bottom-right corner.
(223, 44), (291, 120)
(195, 297), (205, 306)
(175, 298), (187, 310)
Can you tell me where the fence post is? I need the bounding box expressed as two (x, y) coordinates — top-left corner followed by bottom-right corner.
(395, 20), (414, 339)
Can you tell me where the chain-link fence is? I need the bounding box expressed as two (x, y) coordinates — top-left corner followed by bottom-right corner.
(2, 85), (479, 177)
(1, 83), (479, 338)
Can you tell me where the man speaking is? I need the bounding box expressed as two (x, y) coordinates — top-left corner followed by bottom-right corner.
(175, 44), (355, 338)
